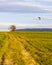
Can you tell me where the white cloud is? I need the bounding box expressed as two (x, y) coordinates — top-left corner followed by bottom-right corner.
(0, 0), (52, 13)
(0, 0), (6, 1)
(42, 0), (52, 2)
(0, 22), (52, 28)
(8, 1), (52, 12)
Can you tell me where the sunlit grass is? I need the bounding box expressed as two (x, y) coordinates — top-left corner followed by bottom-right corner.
(0, 32), (52, 65)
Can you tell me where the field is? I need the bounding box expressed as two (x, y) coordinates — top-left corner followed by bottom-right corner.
(0, 32), (52, 65)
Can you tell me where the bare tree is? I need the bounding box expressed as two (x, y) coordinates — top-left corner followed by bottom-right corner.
(10, 25), (16, 31)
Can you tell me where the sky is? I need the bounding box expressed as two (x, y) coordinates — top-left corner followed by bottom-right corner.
(0, 0), (52, 31)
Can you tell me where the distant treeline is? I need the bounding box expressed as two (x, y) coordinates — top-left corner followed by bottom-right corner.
(17, 28), (52, 32)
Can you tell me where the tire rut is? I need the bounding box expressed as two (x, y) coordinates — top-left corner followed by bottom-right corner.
(12, 33), (39, 65)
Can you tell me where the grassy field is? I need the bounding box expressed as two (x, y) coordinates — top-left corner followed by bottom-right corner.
(0, 32), (52, 65)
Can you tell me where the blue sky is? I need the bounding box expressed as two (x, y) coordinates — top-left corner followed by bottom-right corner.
(0, 0), (52, 30)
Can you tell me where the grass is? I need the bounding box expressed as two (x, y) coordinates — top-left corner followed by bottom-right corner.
(0, 31), (52, 65)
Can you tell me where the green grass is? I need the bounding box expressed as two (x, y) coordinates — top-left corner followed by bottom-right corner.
(0, 32), (52, 65)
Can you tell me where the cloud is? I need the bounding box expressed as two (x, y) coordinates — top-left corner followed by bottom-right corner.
(42, 0), (52, 2)
(0, 0), (6, 2)
(0, 0), (52, 13)
(16, 24), (52, 28)
(0, 22), (52, 28)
